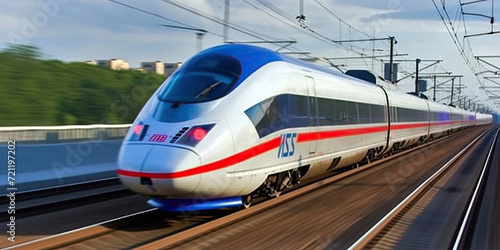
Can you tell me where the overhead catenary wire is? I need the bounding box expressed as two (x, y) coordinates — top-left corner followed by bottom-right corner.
(107, 2), (397, 79)
(106, 0), (301, 54)
(432, 0), (500, 111)
(105, 0), (225, 39)
(255, 0), (384, 70)
(243, 0), (345, 55)
(161, 0), (286, 45)
(109, 0), (393, 73)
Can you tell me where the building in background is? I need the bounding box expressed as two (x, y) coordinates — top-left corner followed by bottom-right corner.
(90, 58), (181, 75)
(97, 59), (129, 70)
(141, 61), (165, 75)
(164, 62), (182, 77)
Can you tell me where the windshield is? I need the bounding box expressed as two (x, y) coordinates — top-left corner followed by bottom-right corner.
(158, 53), (242, 104)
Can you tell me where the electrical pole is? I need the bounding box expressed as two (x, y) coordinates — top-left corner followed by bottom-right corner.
(196, 32), (205, 52)
(331, 36), (397, 82)
(450, 78), (455, 105)
(415, 58), (421, 94)
(433, 75), (437, 101)
(223, 0), (230, 43)
(389, 36), (395, 82)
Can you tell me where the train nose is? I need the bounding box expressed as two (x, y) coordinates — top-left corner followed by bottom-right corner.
(118, 145), (201, 196)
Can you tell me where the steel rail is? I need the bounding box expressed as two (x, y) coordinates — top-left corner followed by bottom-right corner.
(452, 127), (500, 249)
(5, 208), (158, 250)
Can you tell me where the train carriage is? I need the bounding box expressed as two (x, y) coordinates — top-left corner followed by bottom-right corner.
(385, 91), (430, 150)
(427, 101), (452, 138)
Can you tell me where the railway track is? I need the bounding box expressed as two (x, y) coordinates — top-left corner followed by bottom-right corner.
(6, 204), (233, 249)
(454, 127), (499, 249)
(4, 126), (493, 249)
(349, 127), (499, 249)
(0, 177), (130, 218)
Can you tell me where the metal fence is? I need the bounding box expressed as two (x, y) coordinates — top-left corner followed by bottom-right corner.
(0, 124), (131, 143)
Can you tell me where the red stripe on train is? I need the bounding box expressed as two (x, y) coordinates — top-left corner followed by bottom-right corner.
(118, 121), (464, 179)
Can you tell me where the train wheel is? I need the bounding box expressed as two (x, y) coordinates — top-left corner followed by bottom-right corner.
(242, 194), (252, 209)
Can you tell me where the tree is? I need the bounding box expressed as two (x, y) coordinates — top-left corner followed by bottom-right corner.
(0, 45), (166, 126)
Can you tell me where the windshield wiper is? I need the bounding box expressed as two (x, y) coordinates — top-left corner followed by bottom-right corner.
(171, 81), (222, 108)
(195, 81), (222, 98)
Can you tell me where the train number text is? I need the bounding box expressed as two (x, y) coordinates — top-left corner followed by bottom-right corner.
(149, 134), (167, 142)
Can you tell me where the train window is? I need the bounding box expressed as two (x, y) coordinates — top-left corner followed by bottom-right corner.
(318, 98), (336, 126)
(399, 108), (407, 122)
(245, 99), (271, 137)
(158, 54), (242, 104)
(358, 103), (371, 124)
(264, 97), (282, 132)
(398, 107), (407, 122)
(287, 95), (309, 128)
(246, 94), (385, 138)
(288, 95), (308, 117)
(370, 105), (385, 123)
(245, 94), (310, 138)
(422, 110), (428, 121)
(269, 95), (303, 133)
(439, 112), (450, 121)
(347, 102), (359, 125)
(334, 100), (348, 125)
(393, 107), (429, 122)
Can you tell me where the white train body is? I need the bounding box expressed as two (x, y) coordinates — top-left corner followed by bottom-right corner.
(117, 44), (492, 210)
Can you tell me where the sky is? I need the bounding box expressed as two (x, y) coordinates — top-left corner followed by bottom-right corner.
(2, 0), (500, 113)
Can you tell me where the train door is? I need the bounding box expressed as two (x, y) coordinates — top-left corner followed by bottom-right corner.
(306, 76), (318, 154)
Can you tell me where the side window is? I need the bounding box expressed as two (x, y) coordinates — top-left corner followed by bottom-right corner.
(288, 95), (309, 128)
(334, 100), (348, 125)
(245, 94), (309, 138)
(318, 98), (336, 126)
(358, 103), (371, 124)
(245, 94), (388, 138)
(245, 99), (271, 137)
(370, 105), (385, 123)
(265, 97), (285, 134)
(347, 101), (359, 124)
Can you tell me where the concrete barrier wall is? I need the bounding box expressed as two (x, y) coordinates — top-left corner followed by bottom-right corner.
(0, 124), (130, 193)
(0, 124), (131, 143)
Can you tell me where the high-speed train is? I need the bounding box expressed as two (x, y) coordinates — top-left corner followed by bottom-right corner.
(117, 44), (492, 211)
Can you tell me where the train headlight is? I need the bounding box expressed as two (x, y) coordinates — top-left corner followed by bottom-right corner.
(177, 124), (214, 147)
(192, 127), (207, 141)
(130, 122), (148, 141)
(134, 124), (144, 135)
